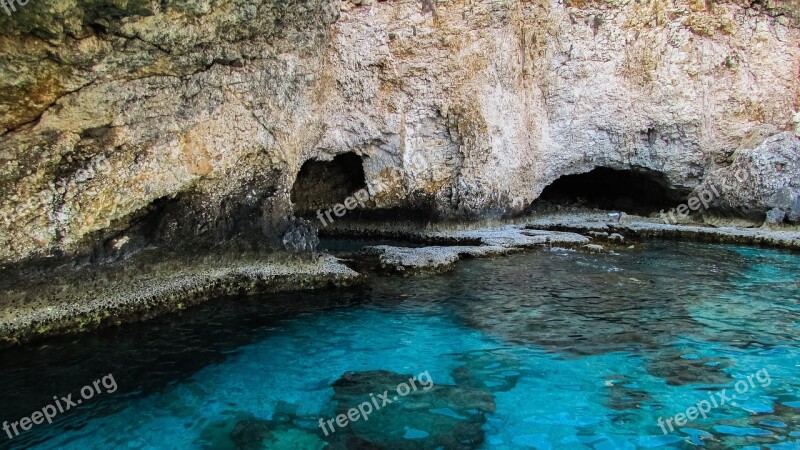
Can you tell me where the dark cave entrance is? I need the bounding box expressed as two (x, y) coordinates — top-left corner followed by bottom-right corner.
(291, 153), (440, 229)
(537, 167), (687, 215)
(291, 153), (368, 217)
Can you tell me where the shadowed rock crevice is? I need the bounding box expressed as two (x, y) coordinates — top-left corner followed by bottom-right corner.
(291, 152), (367, 217)
(537, 167), (689, 215)
(291, 153), (441, 228)
(78, 172), (294, 264)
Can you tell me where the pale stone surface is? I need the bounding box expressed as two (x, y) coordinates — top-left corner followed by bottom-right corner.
(1, 0), (799, 264)
(365, 245), (489, 274)
(609, 233), (625, 243)
(429, 226), (590, 248)
(695, 132), (800, 223)
(529, 211), (800, 249)
(583, 244), (606, 253)
(365, 226), (589, 273)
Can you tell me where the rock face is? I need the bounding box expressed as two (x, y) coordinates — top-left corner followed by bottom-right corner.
(696, 132), (800, 224)
(1, 0), (799, 264)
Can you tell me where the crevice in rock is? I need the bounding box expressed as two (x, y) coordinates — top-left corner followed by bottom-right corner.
(0, 79), (98, 138)
(291, 152), (367, 216)
(536, 167), (689, 215)
(290, 153), (442, 228)
(86, 194), (182, 265)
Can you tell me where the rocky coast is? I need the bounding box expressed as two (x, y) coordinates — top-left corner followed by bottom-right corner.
(1, 0), (799, 344)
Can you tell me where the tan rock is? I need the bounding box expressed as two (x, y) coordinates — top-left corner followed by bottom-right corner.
(0, 0), (798, 263)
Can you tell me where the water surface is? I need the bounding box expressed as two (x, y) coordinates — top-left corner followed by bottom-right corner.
(1, 241), (799, 449)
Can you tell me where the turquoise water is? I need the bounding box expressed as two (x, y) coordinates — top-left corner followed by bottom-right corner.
(1, 241), (799, 449)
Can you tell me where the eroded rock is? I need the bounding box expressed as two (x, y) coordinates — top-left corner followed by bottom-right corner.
(230, 419), (327, 450)
(0, 0), (799, 264)
(331, 370), (495, 449)
(698, 133), (800, 225)
(363, 226), (589, 275)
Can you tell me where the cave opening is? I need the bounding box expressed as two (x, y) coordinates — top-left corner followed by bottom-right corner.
(291, 153), (368, 218)
(537, 167), (687, 215)
(291, 153), (440, 229)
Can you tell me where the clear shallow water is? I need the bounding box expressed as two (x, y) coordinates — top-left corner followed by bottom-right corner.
(1, 241), (799, 449)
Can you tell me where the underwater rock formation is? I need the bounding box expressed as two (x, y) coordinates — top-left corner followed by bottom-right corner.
(1, 0), (799, 264)
(229, 418), (328, 450)
(331, 369), (495, 449)
(450, 350), (521, 393)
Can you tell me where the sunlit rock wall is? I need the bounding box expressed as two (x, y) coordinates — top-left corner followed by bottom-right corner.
(1, 0), (798, 263)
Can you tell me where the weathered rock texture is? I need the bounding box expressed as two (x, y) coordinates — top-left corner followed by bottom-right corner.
(1, 0), (799, 264)
(0, 252), (360, 346)
(364, 226), (590, 274)
(696, 132), (800, 224)
(530, 210), (800, 248)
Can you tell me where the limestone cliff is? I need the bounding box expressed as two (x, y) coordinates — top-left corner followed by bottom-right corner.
(1, 0), (799, 264)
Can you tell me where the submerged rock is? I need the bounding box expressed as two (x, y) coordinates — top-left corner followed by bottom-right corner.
(199, 414), (328, 450)
(603, 374), (653, 411)
(645, 352), (733, 386)
(330, 370), (495, 449)
(450, 350), (521, 393)
(230, 419), (327, 450)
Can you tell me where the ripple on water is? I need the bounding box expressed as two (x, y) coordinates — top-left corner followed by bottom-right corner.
(1, 240), (800, 449)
